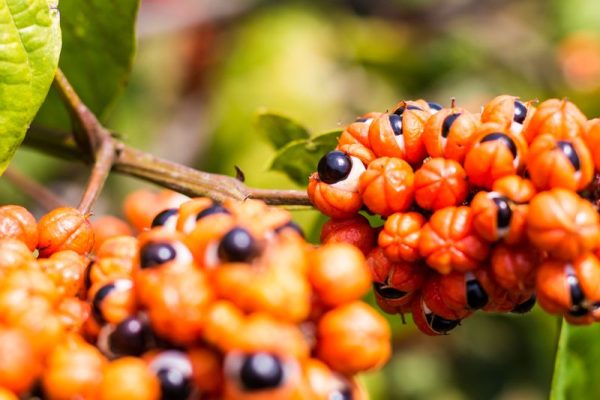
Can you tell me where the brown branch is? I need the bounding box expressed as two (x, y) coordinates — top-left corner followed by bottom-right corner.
(54, 69), (117, 214)
(3, 167), (65, 211)
(24, 126), (312, 206)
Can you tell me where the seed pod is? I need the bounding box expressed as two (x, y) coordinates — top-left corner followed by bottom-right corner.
(378, 212), (425, 263)
(0, 328), (40, 395)
(411, 295), (462, 336)
(316, 301), (391, 374)
(0, 238), (35, 274)
(338, 112), (381, 149)
(523, 98), (587, 143)
(490, 244), (540, 292)
(526, 134), (593, 191)
(413, 157), (469, 210)
(527, 189), (600, 260)
(303, 358), (366, 400)
(89, 279), (136, 326)
(418, 206), (490, 274)
(491, 175), (536, 204)
(423, 107), (480, 163)
(89, 235), (138, 287)
(38, 250), (88, 299)
(358, 157), (414, 216)
(471, 191), (527, 244)
(320, 214), (376, 256)
(464, 124), (528, 189)
(0, 205), (38, 251)
(308, 243), (371, 307)
(480, 95), (535, 136)
(38, 207), (94, 257)
(98, 357), (160, 400)
(91, 215), (133, 253)
(368, 108), (429, 165)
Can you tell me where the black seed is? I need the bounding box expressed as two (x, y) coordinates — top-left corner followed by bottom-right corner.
(239, 353), (284, 391)
(140, 242), (177, 269)
(568, 305), (589, 317)
(329, 387), (354, 400)
(568, 273), (586, 307)
(373, 282), (407, 299)
(466, 279), (488, 309)
(92, 283), (115, 325)
(196, 204), (230, 221)
(428, 102), (443, 111)
(556, 141), (581, 172)
(492, 195), (513, 230)
(442, 113), (461, 138)
(151, 208), (178, 228)
(274, 221), (304, 238)
(511, 294), (536, 314)
(83, 259), (94, 291)
(389, 114), (403, 136)
(157, 368), (192, 400)
(218, 227), (259, 263)
(355, 117), (368, 122)
(317, 151), (353, 184)
(393, 105), (422, 116)
(425, 313), (460, 334)
(109, 317), (151, 356)
(513, 100), (527, 124)
(480, 132), (518, 159)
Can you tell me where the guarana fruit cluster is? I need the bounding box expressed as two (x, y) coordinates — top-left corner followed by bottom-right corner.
(309, 95), (600, 335)
(0, 189), (390, 399)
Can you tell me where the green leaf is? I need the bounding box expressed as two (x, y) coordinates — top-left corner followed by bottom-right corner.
(269, 130), (340, 185)
(255, 111), (310, 149)
(0, 0), (61, 174)
(550, 321), (600, 400)
(35, 0), (139, 129)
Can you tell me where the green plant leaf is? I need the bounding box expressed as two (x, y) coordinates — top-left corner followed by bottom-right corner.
(255, 111), (310, 149)
(0, 0), (61, 174)
(550, 320), (600, 400)
(35, 0), (139, 129)
(269, 130), (340, 185)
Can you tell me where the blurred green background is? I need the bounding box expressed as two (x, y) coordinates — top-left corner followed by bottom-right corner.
(5, 0), (600, 398)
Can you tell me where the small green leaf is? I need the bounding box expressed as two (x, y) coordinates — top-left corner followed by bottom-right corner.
(255, 111), (310, 149)
(550, 321), (600, 400)
(35, 0), (139, 129)
(0, 0), (61, 174)
(270, 130), (340, 185)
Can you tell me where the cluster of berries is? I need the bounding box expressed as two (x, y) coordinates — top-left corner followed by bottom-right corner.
(308, 95), (600, 335)
(0, 189), (390, 399)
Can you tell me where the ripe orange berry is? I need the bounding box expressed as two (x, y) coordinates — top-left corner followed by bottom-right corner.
(523, 98), (587, 143)
(320, 215), (375, 256)
(98, 357), (160, 400)
(358, 157), (414, 216)
(188, 347), (223, 395)
(463, 124), (528, 189)
(0, 328), (40, 395)
(90, 235), (138, 287)
(378, 212), (425, 262)
(536, 253), (600, 322)
(367, 247), (426, 313)
(308, 243), (371, 307)
(123, 189), (189, 232)
(38, 207), (94, 257)
(413, 157), (469, 210)
(527, 189), (600, 260)
(91, 215), (133, 253)
(368, 109), (429, 164)
(0, 205), (38, 251)
(423, 107), (480, 163)
(42, 334), (107, 400)
(470, 191), (527, 244)
(418, 206), (490, 274)
(38, 250), (88, 298)
(303, 358), (365, 400)
(490, 244), (540, 292)
(336, 142), (376, 166)
(0, 238), (35, 274)
(89, 279), (136, 326)
(410, 294), (463, 336)
(584, 118), (600, 170)
(526, 134), (593, 191)
(480, 95), (535, 136)
(491, 175), (536, 204)
(338, 112), (380, 149)
(316, 301), (391, 374)
(307, 173), (363, 219)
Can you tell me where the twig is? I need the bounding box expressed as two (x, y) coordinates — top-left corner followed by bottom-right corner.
(3, 167), (65, 211)
(24, 126), (312, 206)
(54, 69), (117, 214)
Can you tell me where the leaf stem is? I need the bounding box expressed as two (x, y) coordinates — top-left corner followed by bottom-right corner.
(3, 166), (65, 211)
